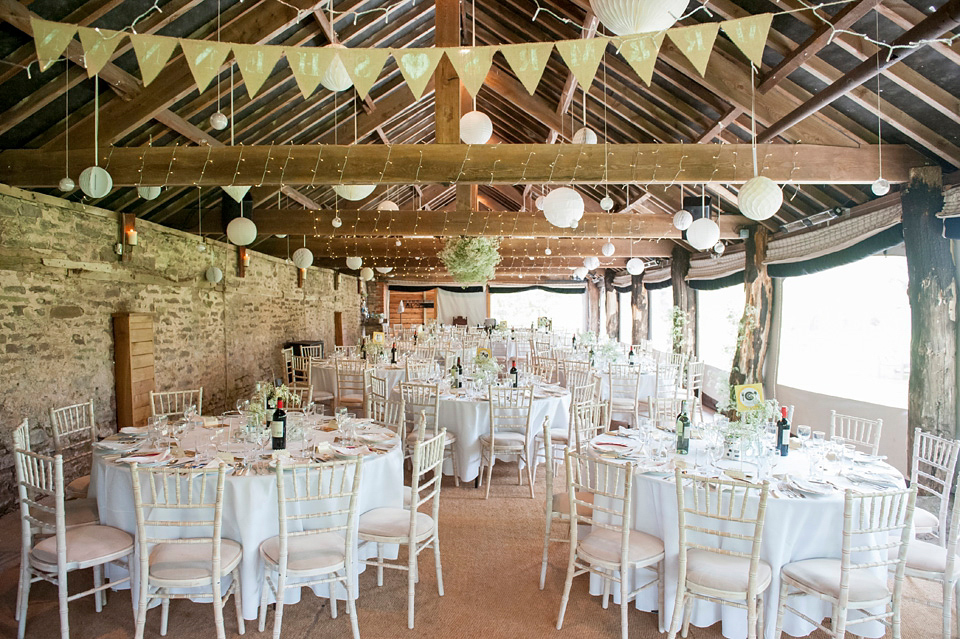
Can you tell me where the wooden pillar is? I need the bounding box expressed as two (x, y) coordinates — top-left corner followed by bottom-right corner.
(671, 245), (697, 355)
(434, 0), (459, 144)
(902, 166), (956, 450)
(729, 228), (773, 387)
(586, 276), (601, 334)
(631, 273), (648, 345)
(603, 269), (619, 340)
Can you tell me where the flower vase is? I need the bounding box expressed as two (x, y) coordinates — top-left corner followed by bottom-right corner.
(724, 436), (743, 461)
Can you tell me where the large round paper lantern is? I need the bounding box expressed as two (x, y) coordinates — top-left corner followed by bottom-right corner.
(739, 176), (783, 221)
(320, 43), (353, 92)
(460, 110), (493, 144)
(872, 178), (890, 196)
(137, 186), (161, 200)
(542, 187), (584, 228)
(205, 266), (223, 283)
(600, 196), (614, 211)
(673, 209), (693, 231)
(375, 266), (393, 274)
(292, 247), (314, 269)
(58, 177), (75, 192)
(331, 216), (343, 228)
(583, 256), (600, 270)
(626, 258), (645, 275)
(226, 216), (257, 246)
(713, 241), (726, 255)
(360, 267), (374, 281)
(333, 184), (376, 201)
(590, 0), (687, 36)
(602, 241), (616, 257)
(686, 217), (720, 251)
(572, 127), (598, 144)
(345, 256), (363, 270)
(378, 200), (399, 211)
(573, 266), (589, 280)
(209, 111), (228, 130)
(78, 166), (112, 198)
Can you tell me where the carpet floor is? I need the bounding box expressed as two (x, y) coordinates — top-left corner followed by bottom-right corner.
(0, 463), (945, 639)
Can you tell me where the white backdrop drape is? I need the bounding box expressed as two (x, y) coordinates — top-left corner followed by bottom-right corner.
(437, 288), (486, 325)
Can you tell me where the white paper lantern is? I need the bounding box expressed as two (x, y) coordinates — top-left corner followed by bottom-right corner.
(360, 267), (374, 281)
(378, 200), (399, 211)
(686, 217), (721, 251)
(331, 216), (343, 228)
(626, 258), (645, 275)
(137, 185), (161, 200)
(600, 196), (614, 211)
(573, 266), (589, 280)
(602, 241), (616, 257)
(542, 187), (585, 228)
(346, 256), (363, 270)
(673, 209), (693, 231)
(320, 43), (354, 92)
(275, 234), (287, 239)
(590, 0), (687, 36)
(375, 266), (393, 274)
(535, 195), (545, 210)
(205, 266), (223, 283)
(583, 256), (600, 270)
(395, 239), (402, 246)
(460, 110), (493, 144)
(78, 166), (112, 198)
(544, 247), (552, 255)
(292, 247), (314, 269)
(713, 241), (726, 255)
(209, 111), (228, 130)
(572, 127), (598, 144)
(333, 184), (376, 201)
(226, 216), (257, 246)
(872, 178), (890, 196)
(58, 177), (75, 192)
(739, 176), (783, 221)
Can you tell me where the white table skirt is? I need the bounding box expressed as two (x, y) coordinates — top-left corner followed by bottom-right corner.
(599, 372), (657, 404)
(91, 440), (403, 620)
(312, 363), (406, 403)
(586, 442), (904, 639)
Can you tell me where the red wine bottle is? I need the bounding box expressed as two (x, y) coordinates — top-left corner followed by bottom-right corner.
(510, 359), (519, 387)
(777, 407), (790, 457)
(271, 400), (287, 450)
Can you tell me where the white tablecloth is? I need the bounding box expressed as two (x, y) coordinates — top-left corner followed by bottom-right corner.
(598, 371), (657, 403)
(91, 430), (403, 620)
(312, 363), (406, 402)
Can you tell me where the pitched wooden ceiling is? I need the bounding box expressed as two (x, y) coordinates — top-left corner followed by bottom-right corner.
(0, 0), (958, 281)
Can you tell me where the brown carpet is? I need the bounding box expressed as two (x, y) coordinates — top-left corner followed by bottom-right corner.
(0, 464), (944, 639)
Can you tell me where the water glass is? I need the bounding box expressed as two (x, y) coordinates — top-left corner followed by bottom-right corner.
(797, 425), (812, 445)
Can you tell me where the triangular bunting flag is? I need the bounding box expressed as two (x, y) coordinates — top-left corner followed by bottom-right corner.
(233, 44), (285, 99)
(180, 39), (232, 93)
(445, 46), (496, 98)
(130, 34), (178, 86)
(77, 27), (124, 77)
(721, 14), (773, 67)
(394, 48), (445, 99)
(287, 47), (340, 99)
(338, 48), (390, 100)
(615, 33), (665, 86)
(499, 42), (554, 95)
(666, 23), (720, 77)
(554, 37), (610, 92)
(31, 18), (76, 72)
(222, 186), (251, 203)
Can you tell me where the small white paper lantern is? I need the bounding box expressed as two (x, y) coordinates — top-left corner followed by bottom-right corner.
(460, 110), (493, 144)
(275, 234), (287, 239)
(346, 256), (363, 270)
(590, 0), (687, 36)
(583, 256), (600, 270)
(137, 185), (161, 200)
(602, 241), (616, 257)
(58, 177), (75, 192)
(209, 111), (228, 130)
(333, 184), (376, 201)
(542, 187), (585, 228)
(535, 195), (546, 210)
(331, 216), (343, 228)
(226, 216), (257, 246)
(320, 43), (354, 92)
(673, 209), (693, 231)
(872, 178), (890, 196)
(360, 267), (374, 281)
(375, 266), (393, 274)
(573, 266), (589, 280)
(205, 266), (223, 283)
(600, 196), (614, 211)
(292, 247), (314, 269)
(686, 217), (721, 251)
(572, 127), (598, 144)
(713, 241), (726, 255)
(378, 200), (399, 211)
(78, 166), (112, 198)
(626, 258), (645, 275)
(544, 247), (552, 255)
(739, 176), (783, 221)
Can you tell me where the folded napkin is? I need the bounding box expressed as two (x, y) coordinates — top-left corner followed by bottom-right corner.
(201, 416), (220, 427)
(120, 426), (147, 435)
(96, 439), (139, 450)
(121, 451), (172, 464)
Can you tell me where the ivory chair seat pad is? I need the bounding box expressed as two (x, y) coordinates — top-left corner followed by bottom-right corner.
(32, 524), (133, 566)
(782, 558), (889, 602)
(914, 507), (939, 532)
(66, 474), (90, 496)
(313, 391), (335, 402)
(686, 549), (772, 593)
(148, 539), (242, 585)
(903, 539), (960, 577)
(36, 497), (99, 529)
(578, 527), (664, 565)
(406, 430), (457, 446)
(478, 430), (526, 449)
(359, 507), (435, 542)
(260, 532), (347, 575)
(339, 394), (364, 405)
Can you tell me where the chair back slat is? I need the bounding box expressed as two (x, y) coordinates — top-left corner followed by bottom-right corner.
(405, 358), (435, 382)
(150, 389), (203, 419)
(650, 396), (683, 431)
(14, 417), (31, 452)
(368, 397), (405, 436)
(50, 400), (97, 471)
(839, 488), (916, 593)
(911, 427), (960, 545)
(16, 449), (64, 540)
(300, 345), (323, 358)
(282, 347), (295, 383)
(566, 451), (633, 549)
(400, 383), (440, 438)
(573, 401), (608, 452)
(291, 355), (313, 386)
(830, 410), (883, 455)
(488, 386), (533, 434)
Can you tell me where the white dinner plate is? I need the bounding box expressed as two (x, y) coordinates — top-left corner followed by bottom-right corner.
(788, 476), (834, 495)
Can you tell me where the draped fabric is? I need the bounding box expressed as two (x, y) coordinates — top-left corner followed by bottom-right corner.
(488, 285), (585, 294)
(437, 289), (487, 325)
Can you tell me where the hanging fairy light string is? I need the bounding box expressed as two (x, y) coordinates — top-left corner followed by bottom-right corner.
(210, 0), (228, 130)
(78, 74), (113, 199)
(58, 63), (74, 192)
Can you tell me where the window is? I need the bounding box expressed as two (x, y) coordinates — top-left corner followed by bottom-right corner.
(697, 284), (746, 370)
(649, 287), (673, 352)
(777, 253), (910, 408)
(489, 289), (585, 334)
(619, 291), (632, 344)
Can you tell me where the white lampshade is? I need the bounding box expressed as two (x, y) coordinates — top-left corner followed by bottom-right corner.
(600, 196), (614, 211)
(590, 0), (687, 36)
(320, 43), (353, 92)
(460, 110), (493, 144)
(226, 216), (257, 246)
(542, 187), (585, 229)
(602, 241), (616, 257)
(375, 266), (393, 274)
(292, 247), (314, 269)
(739, 176), (783, 221)
(573, 266), (589, 280)
(572, 127), (598, 144)
(58, 177), (75, 192)
(398, 300), (405, 314)
(333, 184), (376, 201)
(137, 185), (161, 200)
(331, 216), (343, 228)
(377, 200), (399, 211)
(535, 195), (545, 210)
(346, 256), (363, 270)
(205, 266), (223, 283)
(872, 178), (890, 196)
(360, 267), (374, 281)
(583, 256), (600, 270)
(209, 111), (228, 130)
(78, 166), (112, 198)
(626, 257), (645, 275)
(713, 241), (726, 255)
(686, 217), (720, 251)
(673, 209), (693, 231)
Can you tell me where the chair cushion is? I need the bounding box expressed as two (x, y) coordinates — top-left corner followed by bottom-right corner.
(148, 539), (242, 584)
(403, 485), (413, 509)
(539, 429), (569, 443)
(260, 532), (346, 574)
(313, 391), (335, 402)
(686, 549), (772, 593)
(552, 491), (594, 517)
(610, 399), (637, 410)
(36, 497), (99, 529)
(32, 524), (133, 566)
(338, 394), (364, 405)
(782, 558), (889, 602)
(358, 507), (435, 542)
(66, 474), (90, 496)
(406, 431), (457, 445)
(914, 507), (939, 533)
(578, 527), (663, 565)
(905, 539), (960, 577)
(479, 431), (527, 449)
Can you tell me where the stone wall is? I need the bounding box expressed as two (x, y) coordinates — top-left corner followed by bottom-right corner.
(0, 184), (360, 515)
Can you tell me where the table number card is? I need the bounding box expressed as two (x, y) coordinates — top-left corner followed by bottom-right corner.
(734, 383), (764, 413)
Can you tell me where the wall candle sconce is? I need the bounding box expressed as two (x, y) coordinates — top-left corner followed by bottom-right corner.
(297, 268), (305, 288)
(243, 252), (251, 267)
(121, 213), (136, 263)
(237, 246), (248, 278)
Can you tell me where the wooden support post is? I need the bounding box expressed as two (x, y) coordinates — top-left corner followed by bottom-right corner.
(603, 269), (619, 340)
(902, 166), (957, 450)
(586, 276), (601, 334)
(729, 228), (773, 387)
(671, 245), (697, 355)
(631, 273), (648, 345)
(434, 0), (460, 145)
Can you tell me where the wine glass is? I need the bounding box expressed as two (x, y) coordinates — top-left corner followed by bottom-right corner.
(797, 425), (812, 447)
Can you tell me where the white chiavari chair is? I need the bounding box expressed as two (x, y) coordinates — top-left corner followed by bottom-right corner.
(334, 359), (368, 416)
(50, 400), (98, 499)
(479, 386), (534, 499)
(563, 359), (593, 390)
(572, 400), (610, 453)
(300, 344), (323, 358)
(910, 427), (960, 542)
(285, 385), (313, 410)
(281, 347), (294, 384)
(410, 345), (436, 362)
(368, 373), (389, 405)
(400, 383), (459, 486)
(649, 396), (684, 431)
(654, 357), (682, 400)
(532, 354), (559, 385)
(679, 360), (705, 423)
(405, 358), (435, 382)
(830, 410), (883, 455)
(150, 388), (203, 419)
(608, 364), (643, 427)
(368, 397), (405, 436)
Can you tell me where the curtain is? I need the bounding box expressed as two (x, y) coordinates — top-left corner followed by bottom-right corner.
(437, 289), (487, 325)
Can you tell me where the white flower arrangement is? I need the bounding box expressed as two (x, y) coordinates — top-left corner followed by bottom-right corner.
(439, 236), (501, 284)
(594, 339), (623, 366)
(364, 340), (386, 361)
(248, 383), (303, 426)
(471, 350), (502, 383)
(576, 331), (598, 348)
